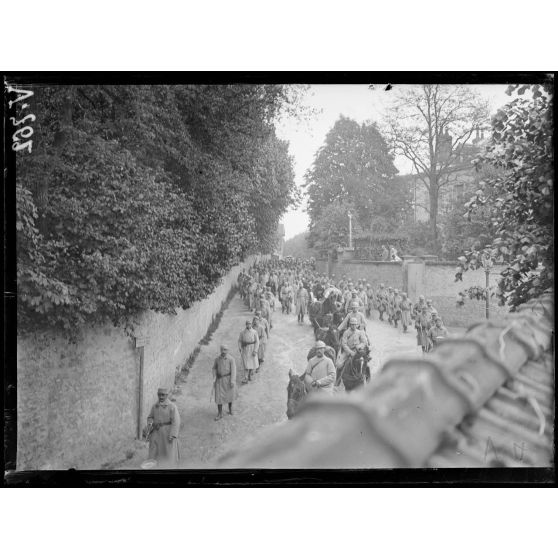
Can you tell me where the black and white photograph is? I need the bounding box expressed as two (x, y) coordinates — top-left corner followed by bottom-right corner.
(4, 74), (554, 480)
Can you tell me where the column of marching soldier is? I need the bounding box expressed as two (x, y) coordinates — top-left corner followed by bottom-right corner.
(237, 258), (449, 360)
(141, 257), (451, 467)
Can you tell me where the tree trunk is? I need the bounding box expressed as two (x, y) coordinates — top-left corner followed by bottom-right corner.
(428, 186), (438, 243)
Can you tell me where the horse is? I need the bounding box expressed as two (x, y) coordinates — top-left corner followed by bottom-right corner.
(314, 326), (340, 357)
(308, 300), (323, 326)
(286, 369), (312, 419)
(336, 346), (371, 392)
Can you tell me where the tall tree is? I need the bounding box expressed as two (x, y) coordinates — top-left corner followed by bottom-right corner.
(305, 116), (407, 231)
(14, 84), (302, 333)
(307, 201), (364, 253)
(457, 83), (553, 310)
(384, 84), (490, 243)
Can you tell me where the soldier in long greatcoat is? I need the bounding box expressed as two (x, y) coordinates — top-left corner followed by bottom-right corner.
(295, 283), (309, 324)
(146, 387), (180, 468)
(212, 345), (237, 420)
(399, 292), (412, 333)
(238, 320), (259, 383)
(259, 294), (272, 328)
(392, 289), (402, 328)
(305, 340), (336, 395)
(252, 314), (268, 368)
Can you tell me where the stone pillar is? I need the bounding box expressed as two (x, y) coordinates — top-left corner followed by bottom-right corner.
(404, 260), (425, 302)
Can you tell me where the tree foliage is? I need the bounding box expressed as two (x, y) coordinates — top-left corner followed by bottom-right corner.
(307, 201), (365, 253)
(305, 116), (411, 252)
(384, 85), (490, 243)
(15, 84), (300, 333)
(283, 232), (319, 259)
(456, 83), (554, 309)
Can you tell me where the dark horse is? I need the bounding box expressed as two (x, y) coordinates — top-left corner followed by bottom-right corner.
(286, 369), (311, 419)
(308, 300), (323, 329)
(336, 346), (371, 392)
(314, 326), (340, 357)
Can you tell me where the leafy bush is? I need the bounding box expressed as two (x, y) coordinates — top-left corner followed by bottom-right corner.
(15, 84), (301, 333)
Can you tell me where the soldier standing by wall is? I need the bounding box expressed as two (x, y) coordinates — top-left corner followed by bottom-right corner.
(145, 387), (180, 468)
(238, 320), (259, 383)
(211, 345), (237, 421)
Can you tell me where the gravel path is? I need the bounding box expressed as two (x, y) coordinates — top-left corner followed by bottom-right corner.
(121, 296), (421, 469)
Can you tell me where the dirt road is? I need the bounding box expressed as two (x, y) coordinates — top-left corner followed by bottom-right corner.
(121, 295), (421, 469)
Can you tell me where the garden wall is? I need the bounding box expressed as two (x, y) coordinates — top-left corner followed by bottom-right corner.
(423, 262), (509, 327)
(16, 254), (265, 470)
(315, 258), (509, 328)
(315, 259), (403, 289)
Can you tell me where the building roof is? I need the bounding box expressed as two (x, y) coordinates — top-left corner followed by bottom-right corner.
(220, 292), (554, 468)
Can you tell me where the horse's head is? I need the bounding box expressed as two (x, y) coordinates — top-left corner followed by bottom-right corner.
(354, 343), (370, 357)
(286, 369), (308, 420)
(326, 325), (340, 346)
(352, 345), (371, 380)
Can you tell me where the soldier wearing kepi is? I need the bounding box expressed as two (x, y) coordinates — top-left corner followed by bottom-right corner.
(146, 387), (180, 468)
(238, 320), (259, 383)
(304, 340), (336, 395)
(212, 345), (237, 420)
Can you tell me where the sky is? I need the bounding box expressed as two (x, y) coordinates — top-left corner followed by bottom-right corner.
(275, 83), (512, 240)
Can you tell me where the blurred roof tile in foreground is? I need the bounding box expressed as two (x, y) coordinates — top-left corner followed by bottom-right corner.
(220, 292), (554, 468)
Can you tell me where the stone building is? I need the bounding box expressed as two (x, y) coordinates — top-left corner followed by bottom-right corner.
(408, 126), (491, 224)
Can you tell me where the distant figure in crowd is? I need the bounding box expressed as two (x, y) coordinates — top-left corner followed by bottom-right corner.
(338, 301), (367, 333)
(377, 283), (387, 321)
(260, 293), (272, 329)
(238, 320), (259, 383)
(252, 314), (268, 368)
(381, 245), (389, 261)
(295, 282), (309, 324)
(304, 340), (336, 395)
(212, 345), (237, 420)
(399, 292), (412, 333)
(426, 299), (438, 315)
(390, 245), (402, 262)
(428, 317), (449, 350)
(146, 387), (180, 468)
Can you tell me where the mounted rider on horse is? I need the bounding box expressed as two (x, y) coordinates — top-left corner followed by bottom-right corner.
(335, 317), (371, 392)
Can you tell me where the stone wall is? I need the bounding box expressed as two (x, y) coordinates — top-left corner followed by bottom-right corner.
(423, 262), (509, 327)
(315, 259), (403, 289)
(17, 254), (265, 470)
(314, 258), (509, 327)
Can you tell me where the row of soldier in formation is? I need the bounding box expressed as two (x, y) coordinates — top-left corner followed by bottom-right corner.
(140, 259), (453, 466)
(318, 278), (450, 353)
(237, 262), (451, 398)
(238, 261), (449, 351)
